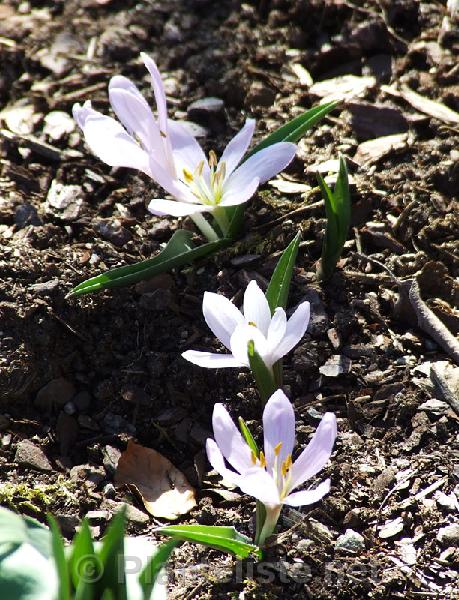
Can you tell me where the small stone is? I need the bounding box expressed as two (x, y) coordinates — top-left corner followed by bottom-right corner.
(15, 440), (52, 472)
(102, 445), (121, 476)
(63, 401), (76, 416)
(437, 524), (459, 546)
(103, 483), (116, 499)
(86, 510), (109, 522)
(35, 378), (76, 410)
(319, 355), (352, 377)
(57, 514), (79, 536)
(97, 221), (132, 247)
(379, 516), (404, 539)
(105, 500), (149, 525)
(29, 278), (59, 295)
(335, 529), (365, 552)
(43, 111), (75, 141)
(246, 81), (276, 107)
(47, 180), (83, 210)
(15, 204), (41, 229)
(187, 97), (225, 124)
(417, 398), (450, 415)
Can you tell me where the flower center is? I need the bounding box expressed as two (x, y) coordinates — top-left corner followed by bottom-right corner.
(251, 442), (293, 501)
(181, 150), (226, 206)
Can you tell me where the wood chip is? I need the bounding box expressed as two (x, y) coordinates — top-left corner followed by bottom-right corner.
(384, 85), (459, 125)
(310, 74), (376, 103)
(354, 133), (408, 165)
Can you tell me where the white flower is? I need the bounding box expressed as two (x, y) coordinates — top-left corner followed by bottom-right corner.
(182, 280), (310, 369)
(206, 390), (337, 545)
(73, 54), (297, 220)
(448, 0), (459, 16)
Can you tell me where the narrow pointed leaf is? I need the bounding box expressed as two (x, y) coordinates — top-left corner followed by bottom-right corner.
(158, 525), (262, 559)
(69, 231), (229, 297)
(238, 417), (259, 456)
(317, 156), (351, 281)
(48, 515), (71, 600)
(265, 231), (301, 313)
(138, 540), (178, 600)
(247, 340), (277, 404)
(69, 519), (97, 598)
(95, 507), (127, 600)
(227, 101), (339, 238)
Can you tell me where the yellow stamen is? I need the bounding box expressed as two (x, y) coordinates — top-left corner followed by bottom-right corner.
(219, 161), (226, 181)
(183, 168), (194, 183)
(281, 454), (292, 478)
(209, 150), (218, 168)
(251, 451), (257, 465)
(248, 321), (257, 327)
(160, 130), (167, 138)
(274, 442), (283, 456)
(259, 451), (266, 469)
(195, 160), (205, 177)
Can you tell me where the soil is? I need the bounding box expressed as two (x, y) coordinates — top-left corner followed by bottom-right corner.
(0, 0), (458, 598)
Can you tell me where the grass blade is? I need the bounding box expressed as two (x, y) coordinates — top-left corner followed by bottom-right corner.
(265, 231), (301, 313)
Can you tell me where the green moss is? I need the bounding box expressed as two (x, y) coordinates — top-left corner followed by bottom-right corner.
(0, 477), (76, 516)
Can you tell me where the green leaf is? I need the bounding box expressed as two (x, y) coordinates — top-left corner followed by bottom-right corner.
(0, 508), (27, 547)
(317, 155), (351, 281)
(48, 515), (71, 600)
(265, 231), (301, 313)
(158, 525), (262, 560)
(69, 230), (230, 297)
(23, 516), (52, 559)
(247, 340), (277, 404)
(246, 101), (338, 159)
(238, 417), (259, 456)
(95, 507), (128, 600)
(227, 101), (339, 239)
(138, 540), (178, 600)
(68, 519), (98, 600)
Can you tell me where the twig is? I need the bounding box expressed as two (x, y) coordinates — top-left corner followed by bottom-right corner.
(431, 364), (459, 416)
(408, 280), (459, 365)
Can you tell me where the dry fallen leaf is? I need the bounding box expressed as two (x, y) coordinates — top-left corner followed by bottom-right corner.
(383, 85), (459, 125)
(115, 440), (196, 520)
(309, 74), (376, 103)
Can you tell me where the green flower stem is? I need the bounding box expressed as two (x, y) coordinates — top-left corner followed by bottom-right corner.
(257, 504), (281, 547)
(212, 207), (230, 237)
(254, 501), (267, 546)
(191, 213), (220, 242)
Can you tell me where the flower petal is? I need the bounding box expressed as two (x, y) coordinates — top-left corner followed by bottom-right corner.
(206, 439), (243, 486)
(181, 350), (243, 369)
(168, 120), (208, 177)
(283, 479), (331, 507)
(229, 323), (270, 368)
(263, 390), (295, 474)
(227, 142), (297, 190)
(81, 112), (150, 173)
(109, 78), (169, 170)
(243, 280), (271, 336)
(147, 155), (197, 204)
(238, 467), (281, 506)
(212, 403), (255, 473)
(290, 412), (337, 490)
(270, 301), (310, 364)
(267, 308), (287, 352)
(147, 199), (209, 217)
(73, 100), (96, 129)
(219, 177), (260, 207)
(219, 119), (255, 178)
(202, 291), (245, 350)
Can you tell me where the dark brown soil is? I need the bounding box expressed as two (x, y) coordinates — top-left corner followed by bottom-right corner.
(0, 1), (458, 598)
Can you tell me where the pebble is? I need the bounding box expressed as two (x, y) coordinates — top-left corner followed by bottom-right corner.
(379, 516), (404, 539)
(15, 204), (41, 229)
(437, 524), (459, 546)
(335, 529), (365, 552)
(46, 180), (83, 210)
(102, 445), (121, 476)
(35, 378), (76, 410)
(97, 221), (132, 247)
(103, 483), (116, 499)
(29, 278), (59, 296)
(15, 440), (52, 472)
(319, 354), (352, 377)
(187, 97), (225, 124)
(246, 81), (276, 107)
(63, 401), (77, 416)
(105, 500), (149, 525)
(43, 111), (75, 141)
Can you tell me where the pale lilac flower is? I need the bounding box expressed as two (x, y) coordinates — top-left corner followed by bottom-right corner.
(73, 54), (297, 223)
(182, 280), (310, 370)
(206, 390), (337, 545)
(448, 0), (459, 16)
